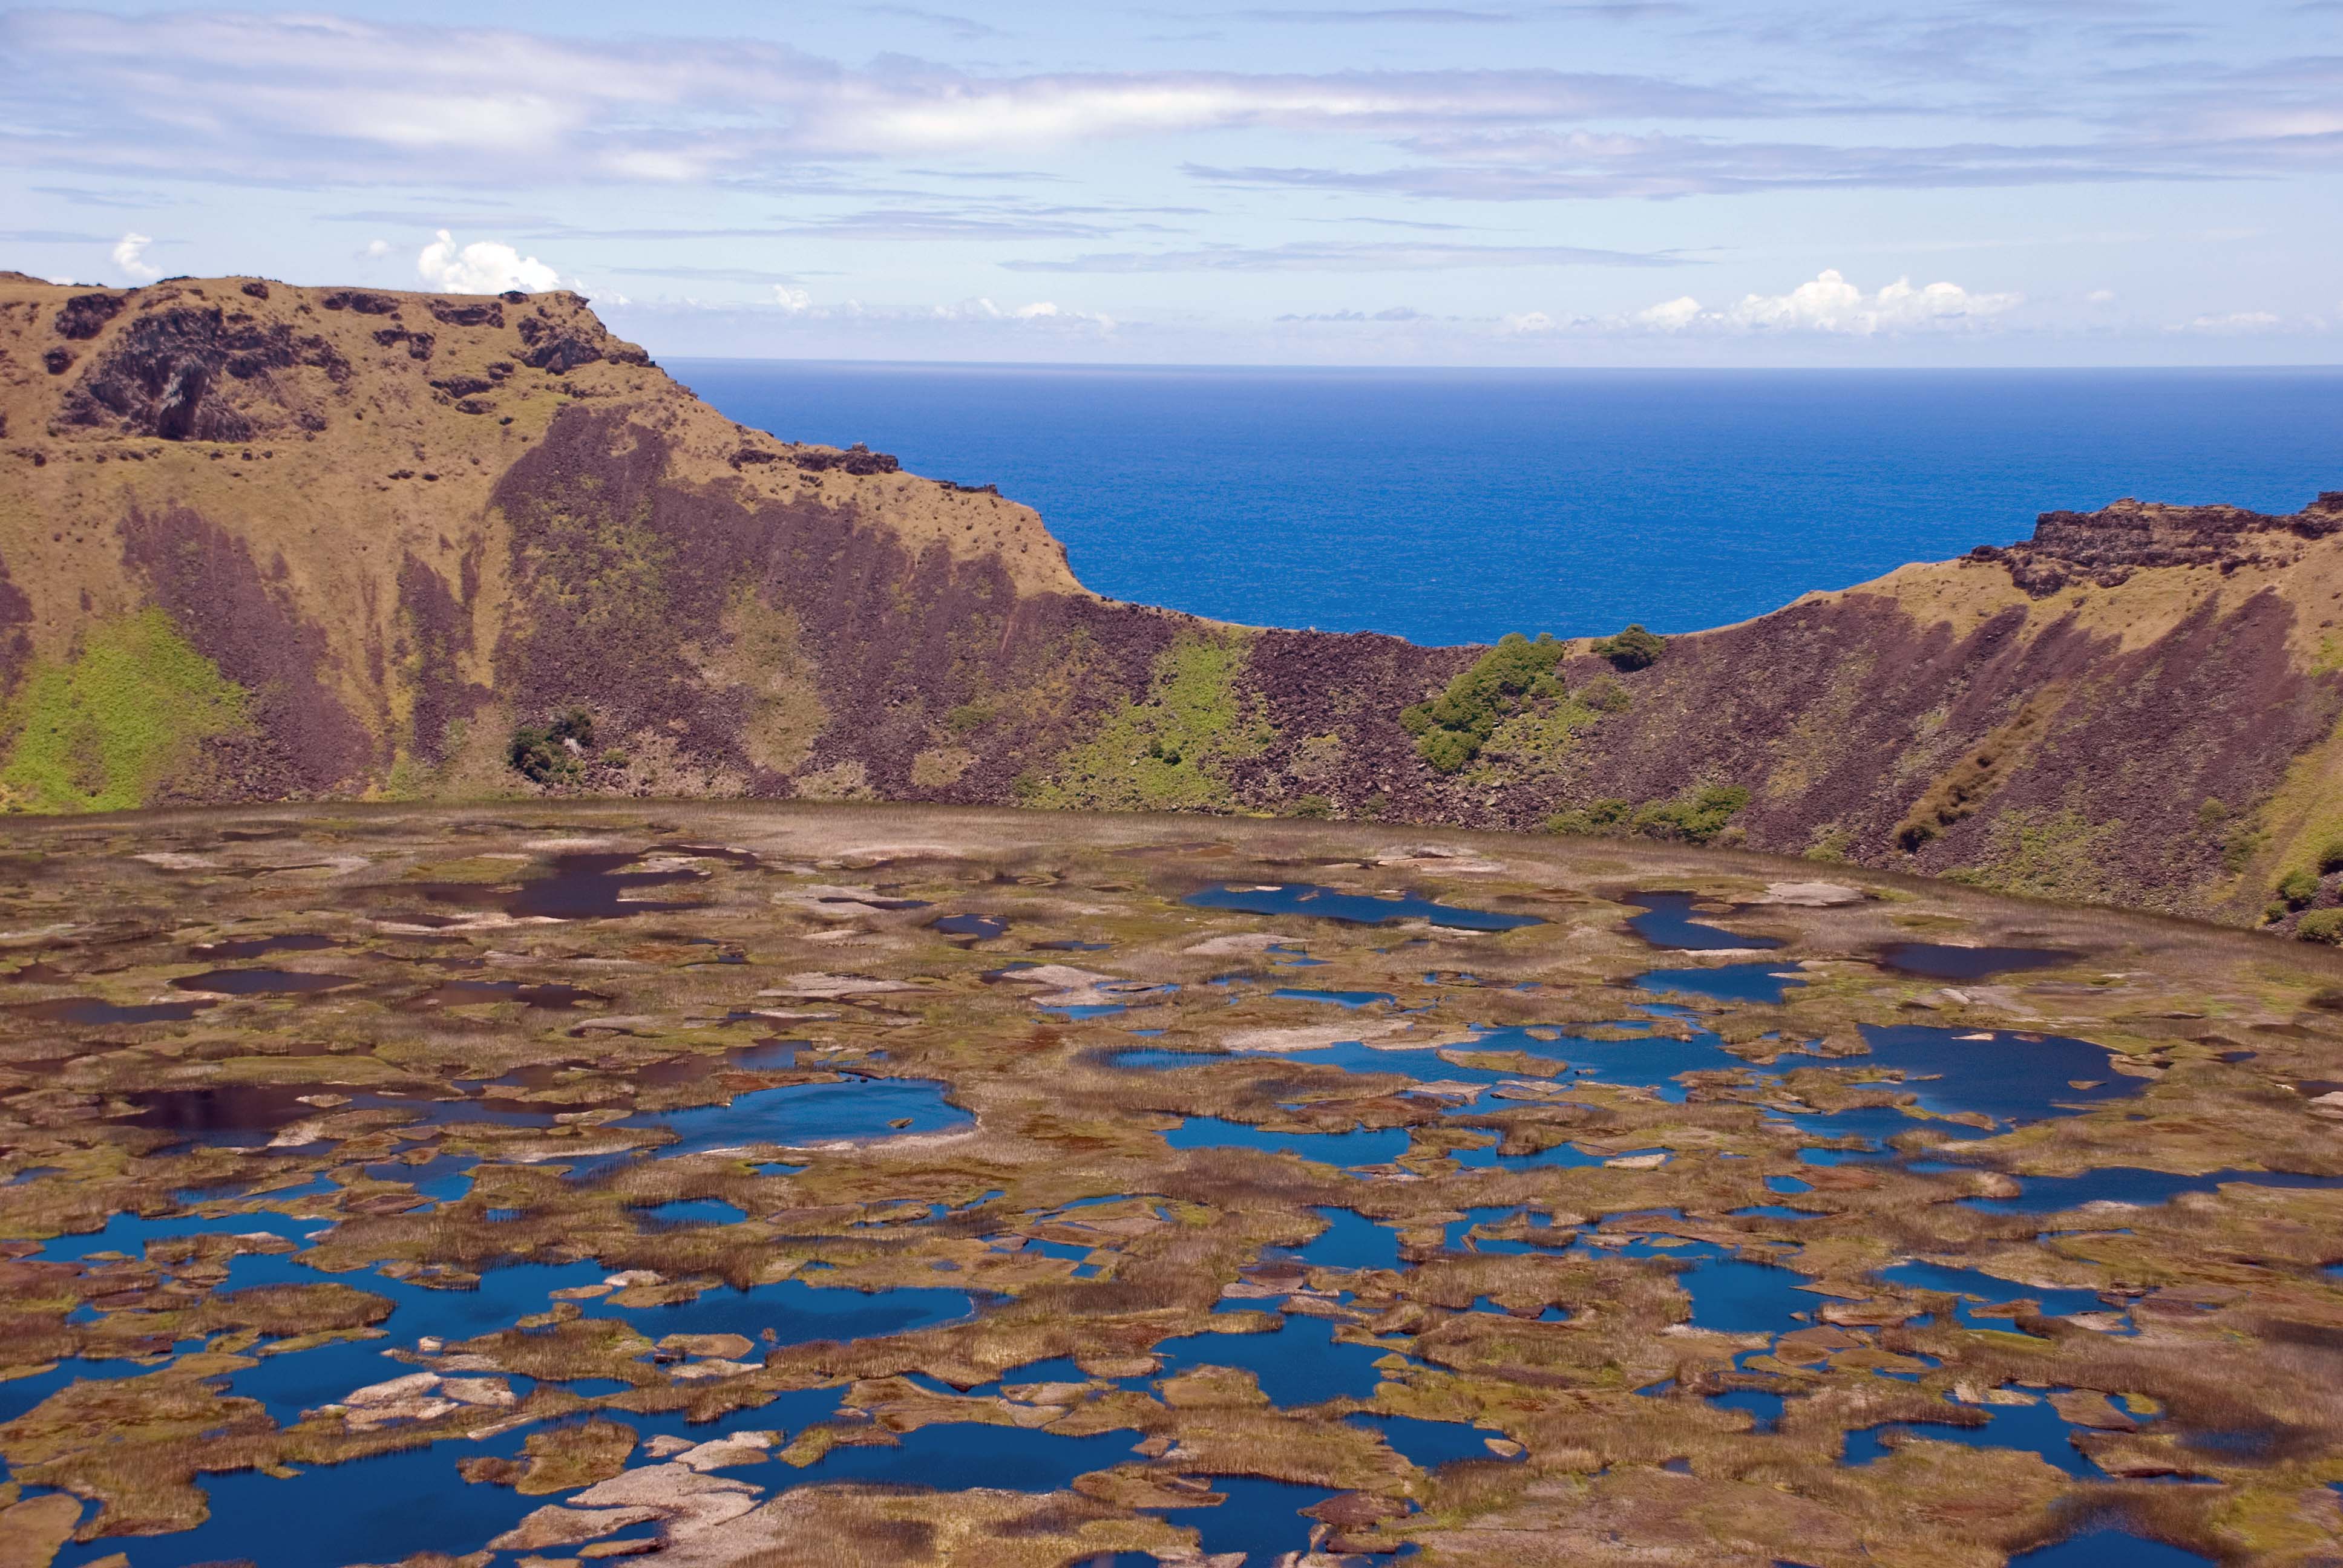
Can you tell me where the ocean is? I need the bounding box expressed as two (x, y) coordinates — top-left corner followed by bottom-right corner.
(672, 362), (2343, 647)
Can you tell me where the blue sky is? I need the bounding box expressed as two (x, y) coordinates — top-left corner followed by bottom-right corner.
(3, 1), (2339, 364)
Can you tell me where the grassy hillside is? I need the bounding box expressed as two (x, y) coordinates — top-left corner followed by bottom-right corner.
(2, 272), (2339, 929)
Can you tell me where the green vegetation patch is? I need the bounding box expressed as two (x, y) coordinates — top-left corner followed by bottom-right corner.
(509, 708), (597, 785)
(1944, 805), (2122, 904)
(1547, 782), (1750, 845)
(1021, 632), (1273, 811)
(1400, 633), (1568, 775)
(0, 609), (248, 814)
(1589, 623), (1666, 670)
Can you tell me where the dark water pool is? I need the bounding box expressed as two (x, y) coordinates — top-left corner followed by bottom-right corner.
(1635, 962), (1806, 1004)
(190, 932), (341, 961)
(388, 852), (709, 924)
(1876, 1260), (2110, 1322)
(1115, 1022), (1749, 1106)
(932, 913), (1008, 939)
(1161, 1116), (1412, 1167)
(1875, 942), (2076, 981)
(509, 852), (710, 919)
(417, 979), (608, 1008)
(1153, 1312), (1392, 1406)
(1272, 987), (1397, 1008)
(50, 1427), (555, 1568)
(33, 1206), (324, 1261)
(1853, 1025), (2131, 1128)
(1623, 892), (1780, 952)
(169, 969), (362, 996)
(1345, 1411), (1506, 1469)
(1921, 1164), (2343, 1215)
(1844, 1390), (2107, 1478)
(599, 1277), (976, 1344)
(2010, 1532), (2212, 1567)
(1708, 1387), (1784, 1432)
(106, 1084), (569, 1148)
(618, 1077), (968, 1155)
(1153, 1474), (1339, 1560)
(1270, 1206), (1404, 1272)
(1678, 1255), (1817, 1334)
(1185, 884), (1542, 931)
(630, 1197), (750, 1226)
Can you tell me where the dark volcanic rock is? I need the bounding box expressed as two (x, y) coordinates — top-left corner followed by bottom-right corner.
(319, 290), (398, 315)
(61, 304), (348, 442)
(120, 506), (375, 791)
(793, 443), (900, 476)
(1974, 494), (2343, 596)
(52, 292), (125, 340)
(0, 555), (31, 702)
(397, 551), (490, 763)
(490, 407), (1167, 798)
(514, 313), (643, 373)
(428, 300), (505, 328)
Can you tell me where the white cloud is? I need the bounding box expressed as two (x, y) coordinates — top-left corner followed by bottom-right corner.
(1632, 294), (1701, 329)
(1627, 269), (2020, 335)
(19, 9), (2330, 202)
(925, 296), (1116, 330)
(416, 230), (562, 293)
(2085, 287), (2116, 304)
(772, 284), (813, 312)
(2179, 310), (2282, 335)
(1501, 310), (1557, 333)
(362, 238), (392, 258)
(111, 229), (157, 280)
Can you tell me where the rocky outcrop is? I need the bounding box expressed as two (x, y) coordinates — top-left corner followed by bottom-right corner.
(1970, 493), (2343, 595)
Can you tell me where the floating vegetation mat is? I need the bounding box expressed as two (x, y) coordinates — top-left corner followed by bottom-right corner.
(0, 804), (2338, 1567)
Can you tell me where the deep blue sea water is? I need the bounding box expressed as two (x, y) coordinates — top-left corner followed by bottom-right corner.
(673, 361), (2343, 645)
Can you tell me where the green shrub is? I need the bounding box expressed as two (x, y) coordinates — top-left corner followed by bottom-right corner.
(945, 701), (996, 734)
(2320, 840), (2343, 874)
(1579, 676), (1631, 714)
(2278, 869), (2321, 908)
(1546, 799), (1631, 837)
(1590, 624), (1666, 670)
(1633, 783), (1749, 843)
(1546, 785), (1748, 845)
(509, 708), (595, 784)
(1289, 794), (1334, 819)
(2295, 909), (2343, 946)
(1400, 632), (1567, 774)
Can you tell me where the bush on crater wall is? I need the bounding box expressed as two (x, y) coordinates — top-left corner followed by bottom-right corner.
(1547, 783), (1750, 846)
(508, 708), (596, 784)
(2277, 869), (2321, 908)
(2295, 909), (2343, 945)
(1400, 632), (1567, 774)
(1590, 624), (1666, 670)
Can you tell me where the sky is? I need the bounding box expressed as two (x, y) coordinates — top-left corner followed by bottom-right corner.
(2, 1), (2339, 365)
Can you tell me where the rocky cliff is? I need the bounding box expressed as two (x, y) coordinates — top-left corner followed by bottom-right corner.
(4, 273), (2339, 927)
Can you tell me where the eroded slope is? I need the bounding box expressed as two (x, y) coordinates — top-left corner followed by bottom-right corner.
(2, 273), (2340, 928)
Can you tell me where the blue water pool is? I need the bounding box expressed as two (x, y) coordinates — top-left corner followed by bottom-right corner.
(1185, 884), (1542, 932)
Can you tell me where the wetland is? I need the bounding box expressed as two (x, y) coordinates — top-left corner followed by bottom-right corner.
(1, 805), (2341, 1568)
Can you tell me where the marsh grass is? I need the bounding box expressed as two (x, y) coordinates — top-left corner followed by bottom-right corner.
(5, 804), (2343, 1564)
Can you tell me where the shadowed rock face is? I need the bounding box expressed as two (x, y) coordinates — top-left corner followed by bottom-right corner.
(0, 272), (2338, 926)
(61, 304), (350, 443)
(491, 408), (1184, 799)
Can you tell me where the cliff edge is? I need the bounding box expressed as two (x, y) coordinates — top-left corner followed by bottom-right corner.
(4, 273), (2339, 929)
